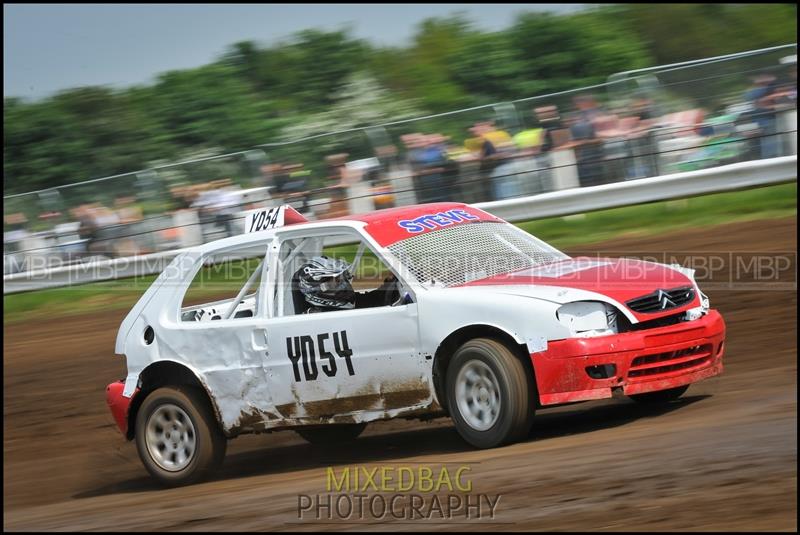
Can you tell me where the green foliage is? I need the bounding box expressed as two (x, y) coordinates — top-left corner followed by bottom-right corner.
(4, 87), (167, 193)
(506, 10), (652, 96)
(280, 72), (424, 140)
(223, 28), (369, 110)
(617, 4), (797, 65)
(3, 5), (796, 196)
(147, 64), (282, 150)
(270, 72), (425, 185)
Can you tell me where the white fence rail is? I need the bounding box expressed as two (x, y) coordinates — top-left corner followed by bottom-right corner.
(3, 155), (796, 294)
(479, 155), (797, 221)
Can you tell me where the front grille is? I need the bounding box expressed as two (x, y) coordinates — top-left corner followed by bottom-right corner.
(628, 344), (712, 378)
(617, 311), (687, 333)
(626, 286), (695, 314)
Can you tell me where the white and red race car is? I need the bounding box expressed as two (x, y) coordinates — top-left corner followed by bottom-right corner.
(107, 202), (725, 485)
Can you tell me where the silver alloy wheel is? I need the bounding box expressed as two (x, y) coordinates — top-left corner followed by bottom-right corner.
(455, 359), (501, 431)
(145, 403), (197, 472)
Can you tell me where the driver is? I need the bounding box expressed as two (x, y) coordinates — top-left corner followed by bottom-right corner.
(294, 256), (400, 314)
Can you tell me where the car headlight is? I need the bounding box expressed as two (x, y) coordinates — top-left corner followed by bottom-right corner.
(671, 263), (710, 321)
(684, 290), (710, 321)
(556, 301), (618, 337)
(670, 263), (696, 281)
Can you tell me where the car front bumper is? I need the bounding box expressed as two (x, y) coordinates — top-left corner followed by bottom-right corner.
(532, 309), (726, 406)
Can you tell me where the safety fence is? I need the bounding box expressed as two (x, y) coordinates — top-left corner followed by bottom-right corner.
(3, 155), (796, 294)
(3, 44), (797, 279)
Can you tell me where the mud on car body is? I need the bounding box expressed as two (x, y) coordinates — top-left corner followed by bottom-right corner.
(107, 203), (725, 485)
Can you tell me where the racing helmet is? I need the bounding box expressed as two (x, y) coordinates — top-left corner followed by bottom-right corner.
(295, 256), (355, 311)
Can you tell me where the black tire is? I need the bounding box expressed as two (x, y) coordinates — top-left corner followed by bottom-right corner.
(446, 338), (535, 449)
(135, 386), (226, 487)
(628, 384), (690, 404)
(296, 423), (367, 445)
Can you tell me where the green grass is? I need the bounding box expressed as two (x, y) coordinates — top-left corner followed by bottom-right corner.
(516, 182), (797, 249)
(3, 275), (157, 323)
(4, 182), (796, 324)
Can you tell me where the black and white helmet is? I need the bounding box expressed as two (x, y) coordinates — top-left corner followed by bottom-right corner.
(296, 256), (355, 311)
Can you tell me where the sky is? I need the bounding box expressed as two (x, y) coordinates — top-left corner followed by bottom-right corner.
(3, 3), (588, 100)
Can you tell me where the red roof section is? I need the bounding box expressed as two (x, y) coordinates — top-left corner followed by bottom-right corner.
(331, 202), (502, 247)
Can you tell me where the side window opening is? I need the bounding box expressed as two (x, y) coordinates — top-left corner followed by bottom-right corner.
(181, 249), (266, 322)
(277, 232), (407, 317)
(341, 243), (401, 305)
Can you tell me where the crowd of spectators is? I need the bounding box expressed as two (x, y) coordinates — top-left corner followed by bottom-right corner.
(386, 64), (796, 201)
(4, 60), (797, 271)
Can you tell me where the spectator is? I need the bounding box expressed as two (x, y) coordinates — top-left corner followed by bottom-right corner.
(112, 196), (144, 256)
(785, 59), (797, 104)
(192, 181), (235, 240)
(568, 94), (607, 187)
(260, 163), (288, 194)
(625, 94), (659, 179)
(769, 64), (796, 109)
(169, 184), (193, 210)
(261, 162), (313, 214)
(468, 122), (515, 201)
(3, 212), (29, 249)
(322, 153), (350, 218)
(402, 134), (429, 202)
(401, 133), (424, 171)
(743, 74), (781, 159)
(284, 163), (311, 192)
(92, 203), (120, 227)
(73, 203), (108, 256)
(114, 197), (142, 254)
(373, 142), (399, 172)
(4, 212), (28, 233)
(535, 105), (565, 154)
(325, 153), (350, 186)
(3, 213), (29, 274)
(437, 134), (462, 200)
(213, 180), (243, 238)
(415, 134), (452, 203)
(520, 104), (568, 193)
(115, 196), (143, 224)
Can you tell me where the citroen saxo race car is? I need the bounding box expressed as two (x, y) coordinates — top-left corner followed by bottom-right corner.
(107, 203), (726, 485)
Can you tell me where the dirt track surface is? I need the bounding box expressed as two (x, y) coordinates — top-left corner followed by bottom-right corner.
(4, 217), (797, 531)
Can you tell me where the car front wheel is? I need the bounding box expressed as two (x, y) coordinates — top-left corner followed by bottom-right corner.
(135, 386), (226, 486)
(446, 338), (535, 449)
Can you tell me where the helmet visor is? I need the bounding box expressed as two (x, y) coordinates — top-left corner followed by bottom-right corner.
(319, 272), (352, 293)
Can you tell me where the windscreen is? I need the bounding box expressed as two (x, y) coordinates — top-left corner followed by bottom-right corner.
(387, 221), (569, 287)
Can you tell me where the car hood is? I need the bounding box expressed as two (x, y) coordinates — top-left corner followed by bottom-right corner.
(459, 257), (701, 321)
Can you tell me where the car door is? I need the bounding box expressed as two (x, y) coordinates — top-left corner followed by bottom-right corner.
(262, 229), (432, 423)
(162, 243), (280, 432)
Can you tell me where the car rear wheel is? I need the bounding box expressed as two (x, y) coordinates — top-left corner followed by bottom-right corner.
(446, 338), (535, 449)
(135, 386), (226, 486)
(628, 384), (690, 404)
(296, 423), (367, 445)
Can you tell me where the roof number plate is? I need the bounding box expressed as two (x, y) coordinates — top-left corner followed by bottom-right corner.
(245, 206), (285, 233)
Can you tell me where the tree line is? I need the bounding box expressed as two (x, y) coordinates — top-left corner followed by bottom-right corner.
(3, 4), (796, 194)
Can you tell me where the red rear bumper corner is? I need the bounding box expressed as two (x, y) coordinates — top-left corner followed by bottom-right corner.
(106, 380), (139, 437)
